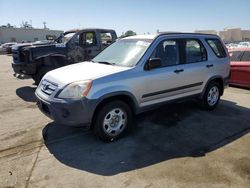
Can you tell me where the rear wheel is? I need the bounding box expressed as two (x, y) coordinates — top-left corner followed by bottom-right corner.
(93, 100), (132, 142)
(200, 82), (221, 110)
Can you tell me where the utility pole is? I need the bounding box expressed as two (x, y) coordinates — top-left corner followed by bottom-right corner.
(43, 21), (47, 29)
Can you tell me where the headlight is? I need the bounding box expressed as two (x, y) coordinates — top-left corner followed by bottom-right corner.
(57, 80), (92, 99)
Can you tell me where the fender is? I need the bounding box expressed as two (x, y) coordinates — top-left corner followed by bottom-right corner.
(200, 75), (225, 98)
(92, 91), (139, 114)
(35, 53), (68, 67)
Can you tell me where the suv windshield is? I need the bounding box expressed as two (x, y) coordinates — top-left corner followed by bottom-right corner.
(56, 32), (76, 43)
(93, 39), (152, 67)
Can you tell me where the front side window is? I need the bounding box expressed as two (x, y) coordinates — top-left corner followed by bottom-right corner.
(59, 32), (76, 43)
(185, 39), (207, 63)
(80, 32), (97, 46)
(150, 40), (179, 67)
(206, 39), (227, 58)
(93, 39), (152, 67)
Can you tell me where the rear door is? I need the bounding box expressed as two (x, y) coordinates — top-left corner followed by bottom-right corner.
(99, 30), (117, 50)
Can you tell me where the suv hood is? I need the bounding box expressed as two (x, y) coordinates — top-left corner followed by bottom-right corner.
(43, 62), (131, 87)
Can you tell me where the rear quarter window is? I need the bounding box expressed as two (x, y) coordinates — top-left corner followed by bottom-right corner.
(206, 39), (227, 58)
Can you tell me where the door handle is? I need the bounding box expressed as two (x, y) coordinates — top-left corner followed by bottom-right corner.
(206, 64), (214, 68)
(174, 69), (184, 74)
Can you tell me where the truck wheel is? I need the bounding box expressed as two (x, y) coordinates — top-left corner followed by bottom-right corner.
(93, 100), (132, 142)
(32, 67), (51, 85)
(200, 82), (221, 110)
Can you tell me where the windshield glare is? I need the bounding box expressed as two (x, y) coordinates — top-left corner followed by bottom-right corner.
(93, 39), (152, 67)
(59, 32), (76, 43)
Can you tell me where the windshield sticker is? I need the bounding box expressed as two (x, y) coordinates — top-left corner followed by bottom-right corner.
(136, 41), (150, 47)
(55, 43), (66, 48)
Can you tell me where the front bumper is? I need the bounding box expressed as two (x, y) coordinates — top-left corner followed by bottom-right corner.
(35, 93), (97, 127)
(12, 62), (37, 75)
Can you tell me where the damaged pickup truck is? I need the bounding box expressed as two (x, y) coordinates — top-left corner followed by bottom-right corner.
(12, 28), (117, 84)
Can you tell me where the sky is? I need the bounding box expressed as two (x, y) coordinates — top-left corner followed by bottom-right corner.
(0, 0), (249, 35)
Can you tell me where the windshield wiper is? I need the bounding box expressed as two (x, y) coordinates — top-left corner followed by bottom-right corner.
(92, 60), (115, 65)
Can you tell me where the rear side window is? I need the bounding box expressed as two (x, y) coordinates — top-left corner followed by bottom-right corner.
(184, 39), (207, 63)
(241, 51), (250, 61)
(229, 51), (243, 61)
(206, 39), (227, 58)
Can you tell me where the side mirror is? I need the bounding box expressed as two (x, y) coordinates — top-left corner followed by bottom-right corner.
(145, 58), (162, 70)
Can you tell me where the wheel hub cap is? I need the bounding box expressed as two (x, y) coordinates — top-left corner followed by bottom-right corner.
(207, 86), (219, 106)
(103, 108), (127, 136)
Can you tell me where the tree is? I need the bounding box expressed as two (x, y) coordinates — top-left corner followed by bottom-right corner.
(120, 30), (137, 38)
(125, 30), (136, 36)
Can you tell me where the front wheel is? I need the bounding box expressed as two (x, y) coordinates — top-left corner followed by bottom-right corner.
(93, 100), (133, 142)
(200, 82), (221, 110)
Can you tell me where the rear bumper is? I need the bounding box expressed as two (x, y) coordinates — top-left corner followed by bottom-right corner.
(223, 73), (231, 89)
(12, 61), (37, 75)
(35, 92), (97, 127)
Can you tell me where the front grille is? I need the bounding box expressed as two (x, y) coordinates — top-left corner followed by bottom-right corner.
(20, 50), (29, 62)
(12, 50), (19, 63)
(40, 80), (58, 96)
(12, 49), (30, 63)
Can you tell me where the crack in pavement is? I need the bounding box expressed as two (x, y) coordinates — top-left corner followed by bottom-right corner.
(24, 144), (43, 188)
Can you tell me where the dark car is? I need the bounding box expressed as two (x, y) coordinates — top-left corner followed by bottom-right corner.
(229, 48), (250, 89)
(12, 28), (117, 84)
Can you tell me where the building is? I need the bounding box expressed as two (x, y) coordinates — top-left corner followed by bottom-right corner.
(0, 25), (63, 43)
(219, 28), (243, 42)
(195, 28), (250, 42)
(242, 30), (250, 41)
(194, 30), (218, 35)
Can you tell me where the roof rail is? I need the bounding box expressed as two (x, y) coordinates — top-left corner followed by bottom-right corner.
(156, 32), (219, 38)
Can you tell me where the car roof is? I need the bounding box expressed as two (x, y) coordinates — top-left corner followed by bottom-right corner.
(123, 32), (219, 40)
(64, 28), (115, 34)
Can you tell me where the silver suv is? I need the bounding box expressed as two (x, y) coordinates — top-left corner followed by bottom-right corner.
(35, 33), (230, 141)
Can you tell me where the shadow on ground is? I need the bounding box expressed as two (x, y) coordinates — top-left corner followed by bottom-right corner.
(16, 86), (37, 102)
(42, 100), (250, 176)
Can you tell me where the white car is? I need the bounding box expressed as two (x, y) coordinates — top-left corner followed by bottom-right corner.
(238, 42), (250, 48)
(0, 42), (17, 54)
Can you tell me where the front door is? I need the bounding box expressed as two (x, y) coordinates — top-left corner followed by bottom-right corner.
(67, 31), (100, 63)
(80, 31), (100, 61)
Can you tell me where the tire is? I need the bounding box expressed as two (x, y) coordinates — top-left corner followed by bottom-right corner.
(32, 67), (51, 85)
(200, 82), (221, 110)
(93, 100), (133, 142)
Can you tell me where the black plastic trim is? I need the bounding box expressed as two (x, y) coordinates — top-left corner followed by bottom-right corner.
(142, 82), (203, 98)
